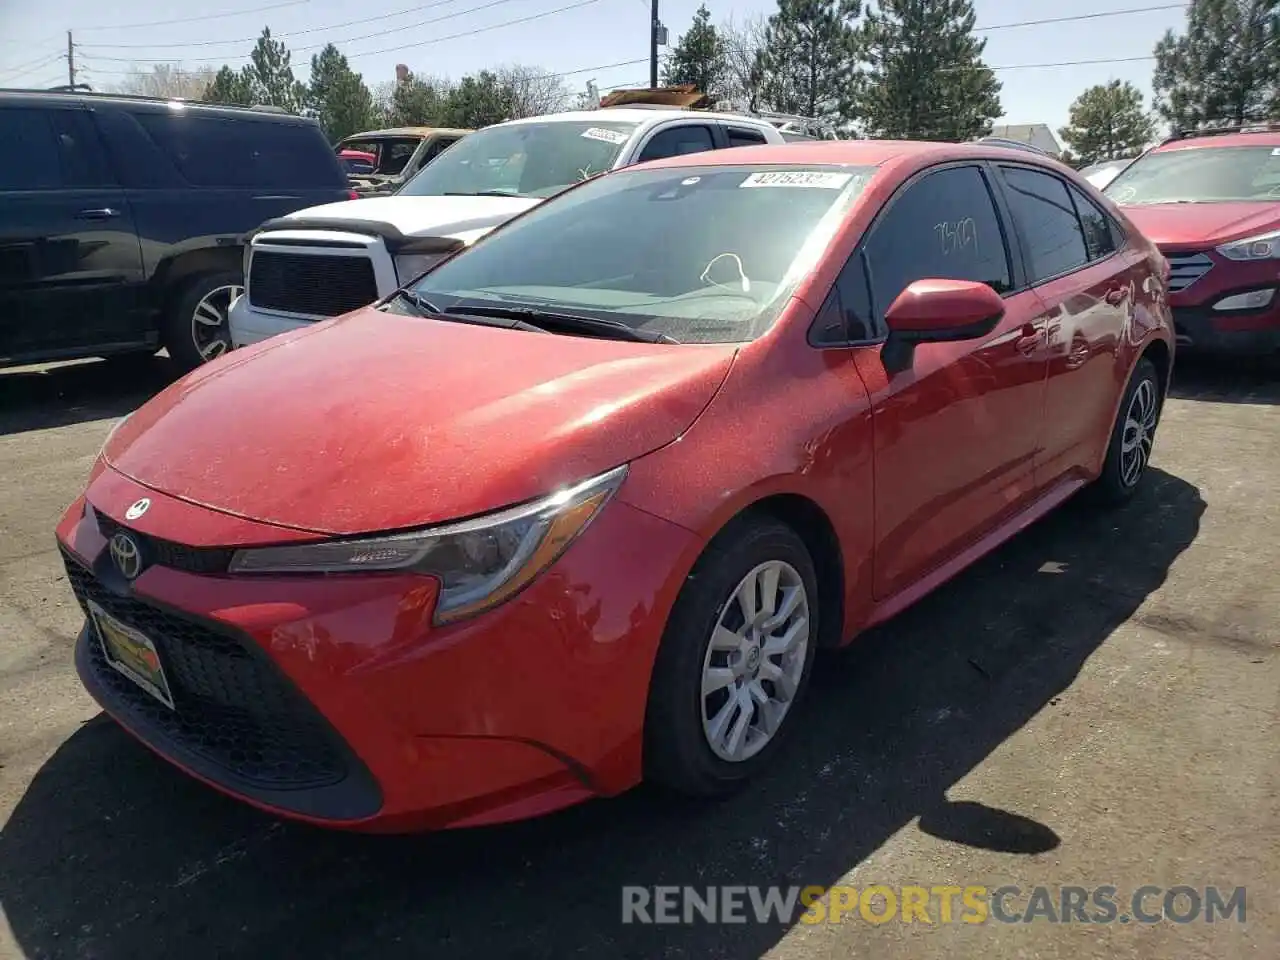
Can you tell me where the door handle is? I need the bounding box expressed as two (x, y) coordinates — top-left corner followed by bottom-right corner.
(1014, 323), (1042, 355)
(75, 208), (119, 220)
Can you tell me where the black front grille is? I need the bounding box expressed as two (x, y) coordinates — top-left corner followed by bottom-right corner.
(94, 511), (232, 575)
(248, 249), (379, 317)
(1163, 251), (1214, 292)
(63, 547), (381, 818)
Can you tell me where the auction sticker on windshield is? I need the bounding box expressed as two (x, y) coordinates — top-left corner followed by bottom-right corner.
(740, 171), (854, 189)
(582, 128), (630, 144)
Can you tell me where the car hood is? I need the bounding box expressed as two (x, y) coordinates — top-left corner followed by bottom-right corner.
(104, 309), (735, 536)
(1119, 201), (1280, 250)
(278, 194), (542, 243)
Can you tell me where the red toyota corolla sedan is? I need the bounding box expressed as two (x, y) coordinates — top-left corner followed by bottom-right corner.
(56, 141), (1174, 832)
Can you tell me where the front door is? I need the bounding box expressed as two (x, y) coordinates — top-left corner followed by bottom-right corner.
(0, 104), (145, 362)
(848, 163), (1051, 600)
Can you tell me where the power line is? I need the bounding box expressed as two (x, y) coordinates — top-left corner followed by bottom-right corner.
(83, 0), (496, 48)
(0, 54), (64, 84)
(80, 0), (605, 65)
(977, 3), (1187, 32)
(75, 0), (1191, 55)
(76, 0), (311, 32)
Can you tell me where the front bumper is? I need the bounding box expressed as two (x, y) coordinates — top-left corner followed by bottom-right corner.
(1171, 304), (1280, 355)
(228, 294), (317, 348)
(57, 469), (700, 832)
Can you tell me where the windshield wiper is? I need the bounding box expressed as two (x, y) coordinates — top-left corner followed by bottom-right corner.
(442, 190), (524, 197)
(387, 289), (443, 316)
(443, 305), (678, 343)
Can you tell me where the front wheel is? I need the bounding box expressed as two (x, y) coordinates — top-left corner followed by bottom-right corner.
(163, 271), (243, 371)
(644, 517), (819, 797)
(1090, 356), (1162, 505)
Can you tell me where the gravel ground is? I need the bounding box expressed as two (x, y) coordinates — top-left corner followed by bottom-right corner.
(0, 354), (1275, 960)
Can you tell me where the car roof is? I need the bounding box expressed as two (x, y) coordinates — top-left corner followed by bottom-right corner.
(0, 88), (321, 125)
(343, 126), (472, 139)
(1152, 130), (1280, 152)
(630, 138), (1074, 170)
(496, 108), (776, 130)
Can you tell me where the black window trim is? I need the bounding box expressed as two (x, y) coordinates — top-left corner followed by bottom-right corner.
(989, 161), (1129, 291)
(807, 159), (1022, 349)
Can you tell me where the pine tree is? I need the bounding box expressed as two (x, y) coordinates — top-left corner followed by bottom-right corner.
(308, 44), (376, 142)
(857, 0), (1001, 141)
(202, 65), (254, 106)
(442, 71), (513, 128)
(1152, 0), (1280, 131)
(243, 27), (305, 113)
(1058, 81), (1156, 163)
(756, 0), (863, 122)
(390, 72), (448, 126)
(664, 5), (728, 98)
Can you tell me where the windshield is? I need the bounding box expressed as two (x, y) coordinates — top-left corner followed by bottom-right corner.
(1105, 145), (1280, 203)
(397, 120), (639, 200)
(339, 137), (422, 176)
(409, 164), (876, 344)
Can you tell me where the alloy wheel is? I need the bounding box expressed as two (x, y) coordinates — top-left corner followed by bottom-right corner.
(700, 559), (810, 763)
(191, 284), (243, 361)
(1120, 377), (1159, 487)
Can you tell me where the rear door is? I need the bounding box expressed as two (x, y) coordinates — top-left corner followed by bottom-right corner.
(845, 163), (1052, 600)
(0, 102), (145, 362)
(633, 121), (719, 163)
(992, 164), (1144, 484)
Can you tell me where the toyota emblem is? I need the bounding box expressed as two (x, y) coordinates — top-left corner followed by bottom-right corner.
(124, 498), (151, 521)
(109, 532), (143, 580)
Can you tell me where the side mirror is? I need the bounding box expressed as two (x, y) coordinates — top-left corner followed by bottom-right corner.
(881, 279), (1005, 373)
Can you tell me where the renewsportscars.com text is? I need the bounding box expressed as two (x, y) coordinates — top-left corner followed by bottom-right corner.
(621, 884), (1247, 925)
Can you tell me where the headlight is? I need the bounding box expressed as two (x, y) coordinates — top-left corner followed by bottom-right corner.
(1213, 288), (1275, 311)
(228, 464), (627, 624)
(1216, 229), (1280, 261)
(394, 253), (444, 284)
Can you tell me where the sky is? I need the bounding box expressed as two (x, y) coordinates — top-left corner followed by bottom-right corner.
(0, 0), (1191, 139)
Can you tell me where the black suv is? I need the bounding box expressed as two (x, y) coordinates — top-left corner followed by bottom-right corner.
(0, 90), (352, 370)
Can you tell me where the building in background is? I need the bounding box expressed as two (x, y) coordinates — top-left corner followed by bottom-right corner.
(989, 123), (1063, 157)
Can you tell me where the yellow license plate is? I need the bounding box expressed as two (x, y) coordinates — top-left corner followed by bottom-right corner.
(89, 601), (175, 710)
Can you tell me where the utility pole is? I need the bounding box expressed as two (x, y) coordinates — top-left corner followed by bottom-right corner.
(649, 0), (659, 88)
(66, 30), (76, 89)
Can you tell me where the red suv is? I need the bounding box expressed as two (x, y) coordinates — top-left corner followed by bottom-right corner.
(1105, 124), (1280, 355)
(58, 142), (1172, 832)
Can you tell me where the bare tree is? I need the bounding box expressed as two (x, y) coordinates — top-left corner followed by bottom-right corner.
(113, 63), (217, 100)
(719, 14), (770, 110)
(495, 64), (570, 118)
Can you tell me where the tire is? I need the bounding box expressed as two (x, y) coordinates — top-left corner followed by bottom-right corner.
(162, 271), (243, 371)
(1089, 356), (1162, 505)
(644, 516), (819, 797)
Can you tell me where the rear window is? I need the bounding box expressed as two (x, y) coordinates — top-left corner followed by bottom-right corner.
(134, 112), (346, 189)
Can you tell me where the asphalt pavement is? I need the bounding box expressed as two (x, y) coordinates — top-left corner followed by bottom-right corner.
(0, 354), (1276, 960)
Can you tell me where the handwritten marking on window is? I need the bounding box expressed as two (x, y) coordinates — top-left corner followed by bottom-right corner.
(935, 217), (979, 256)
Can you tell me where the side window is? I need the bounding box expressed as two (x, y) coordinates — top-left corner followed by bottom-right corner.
(134, 113), (344, 189)
(862, 165), (1012, 319)
(1000, 166), (1089, 282)
(48, 110), (112, 188)
(1066, 183), (1118, 260)
(726, 126), (768, 148)
(0, 108), (62, 191)
(811, 252), (876, 345)
(637, 125), (715, 162)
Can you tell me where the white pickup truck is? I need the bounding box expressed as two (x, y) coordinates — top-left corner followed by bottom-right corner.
(228, 107), (786, 347)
